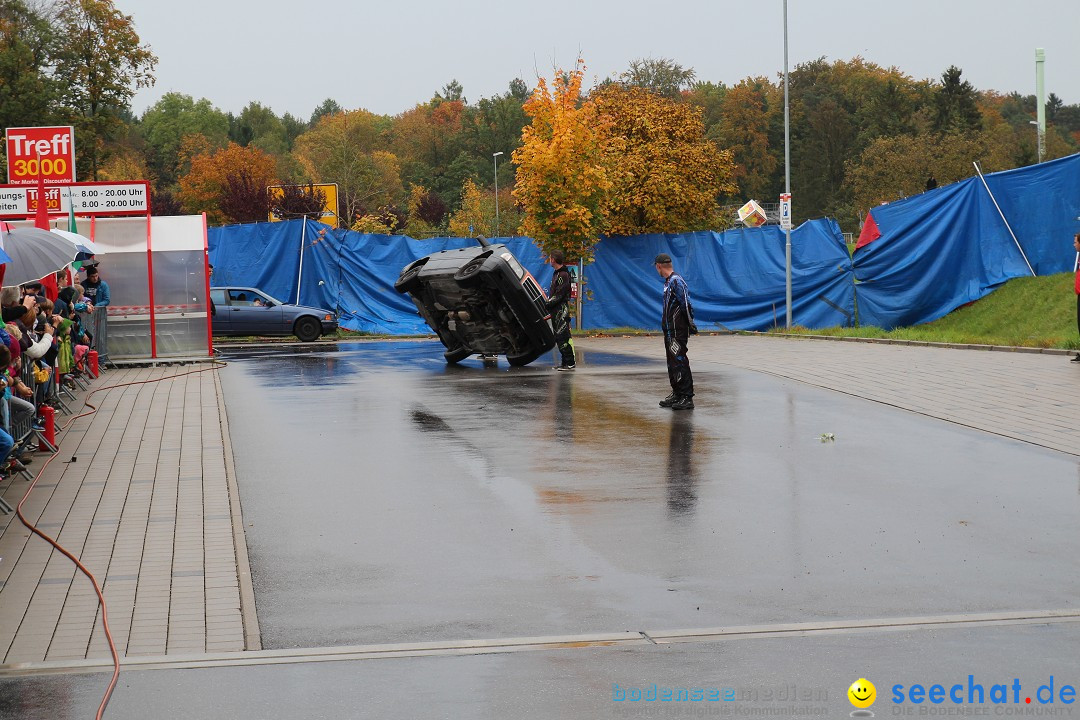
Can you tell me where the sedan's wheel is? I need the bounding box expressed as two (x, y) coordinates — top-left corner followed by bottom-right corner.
(294, 316), (321, 342)
(453, 254), (489, 287)
(444, 346), (471, 364)
(506, 348), (543, 367)
(394, 262), (425, 294)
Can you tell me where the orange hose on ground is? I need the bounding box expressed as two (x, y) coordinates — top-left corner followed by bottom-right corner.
(14, 361), (226, 719)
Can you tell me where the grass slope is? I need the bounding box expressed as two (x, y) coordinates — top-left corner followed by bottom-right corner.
(781, 272), (1079, 349)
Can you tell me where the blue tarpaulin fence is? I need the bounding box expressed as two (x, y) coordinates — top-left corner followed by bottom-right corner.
(852, 152), (1080, 328)
(208, 219), (853, 334)
(207, 153), (1080, 334)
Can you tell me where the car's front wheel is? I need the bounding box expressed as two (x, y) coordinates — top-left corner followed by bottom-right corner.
(444, 346), (471, 364)
(294, 316), (321, 342)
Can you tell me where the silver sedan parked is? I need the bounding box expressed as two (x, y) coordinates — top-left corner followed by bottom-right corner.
(210, 286), (337, 342)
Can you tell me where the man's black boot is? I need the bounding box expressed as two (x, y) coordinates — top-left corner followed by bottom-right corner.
(670, 395), (695, 410)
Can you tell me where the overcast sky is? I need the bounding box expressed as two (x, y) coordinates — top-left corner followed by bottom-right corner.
(114, 0), (1080, 120)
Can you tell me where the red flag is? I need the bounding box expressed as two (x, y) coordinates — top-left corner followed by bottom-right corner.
(0, 220), (6, 287)
(39, 273), (58, 301)
(33, 153), (59, 300)
(34, 153), (50, 230)
(855, 211), (882, 249)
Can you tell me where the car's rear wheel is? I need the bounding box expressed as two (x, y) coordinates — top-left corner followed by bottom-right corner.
(294, 316), (321, 342)
(453, 253), (490, 287)
(444, 346), (471, 364)
(506, 348), (544, 367)
(394, 260), (427, 294)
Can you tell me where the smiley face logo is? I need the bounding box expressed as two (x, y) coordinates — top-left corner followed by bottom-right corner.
(848, 678), (876, 709)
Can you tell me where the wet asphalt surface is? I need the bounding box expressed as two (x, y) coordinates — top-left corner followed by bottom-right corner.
(6, 621), (1080, 719)
(218, 340), (1080, 649)
(4, 338), (1080, 719)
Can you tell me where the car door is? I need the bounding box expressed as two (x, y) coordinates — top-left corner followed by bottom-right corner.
(226, 288), (261, 335)
(227, 288), (283, 335)
(250, 291), (284, 334)
(209, 289), (229, 334)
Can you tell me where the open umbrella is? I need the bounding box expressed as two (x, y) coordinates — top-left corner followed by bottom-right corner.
(0, 225), (80, 286)
(50, 228), (106, 257)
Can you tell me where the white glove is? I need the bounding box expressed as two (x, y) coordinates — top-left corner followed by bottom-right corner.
(669, 340), (680, 356)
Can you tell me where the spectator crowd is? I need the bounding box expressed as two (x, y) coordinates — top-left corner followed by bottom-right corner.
(0, 264), (108, 482)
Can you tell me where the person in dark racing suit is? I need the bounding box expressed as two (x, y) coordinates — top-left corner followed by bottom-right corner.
(654, 253), (694, 410)
(546, 250), (576, 370)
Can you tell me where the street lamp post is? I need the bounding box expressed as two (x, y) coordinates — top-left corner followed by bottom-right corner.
(783, 0), (792, 328)
(1029, 121), (1044, 163)
(1035, 48), (1045, 163)
(493, 151), (504, 236)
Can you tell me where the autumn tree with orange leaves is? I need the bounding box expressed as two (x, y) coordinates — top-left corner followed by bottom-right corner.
(591, 84), (737, 235)
(178, 142), (278, 224)
(712, 79), (780, 202)
(512, 61), (612, 262)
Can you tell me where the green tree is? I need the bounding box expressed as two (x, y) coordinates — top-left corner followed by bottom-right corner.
(847, 131), (1001, 213)
(435, 79), (465, 104)
(292, 109), (401, 222)
(140, 92), (230, 188)
(230, 101), (289, 155)
(934, 66), (982, 134)
(856, 77), (928, 146)
(309, 98), (342, 126)
(798, 96), (854, 218)
(686, 81), (728, 135)
(508, 78), (529, 101)
(786, 57), (922, 223)
(460, 81), (529, 186)
(619, 58), (696, 99)
(52, 0), (157, 179)
(0, 0), (61, 149)
(281, 112), (308, 145)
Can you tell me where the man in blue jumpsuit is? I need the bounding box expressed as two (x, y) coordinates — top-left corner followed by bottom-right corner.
(655, 253), (694, 410)
(546, 250), (576, 370)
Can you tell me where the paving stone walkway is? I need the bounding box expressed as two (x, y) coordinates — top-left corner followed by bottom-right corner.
(584, 334), (1080, 456)
(0, 365), (254, 666)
